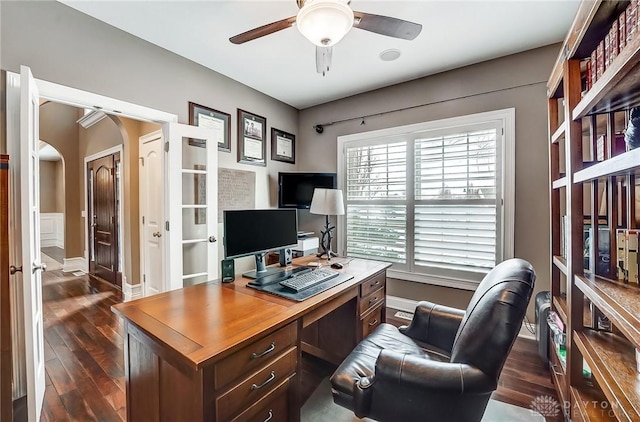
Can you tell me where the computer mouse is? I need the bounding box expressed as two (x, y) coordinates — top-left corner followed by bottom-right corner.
(331, 262), (343, 269)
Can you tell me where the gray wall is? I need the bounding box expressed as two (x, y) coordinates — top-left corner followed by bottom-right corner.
(1, 1), (555, 318)
(298, 45), (558, 318)
(0, 0), (300, 275)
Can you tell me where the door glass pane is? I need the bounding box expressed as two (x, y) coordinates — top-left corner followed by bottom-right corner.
(182, 173), (206, 206)
(182, 136), (207, 170)
(183, 242), (207, 276)
(182, 208), (207, 241)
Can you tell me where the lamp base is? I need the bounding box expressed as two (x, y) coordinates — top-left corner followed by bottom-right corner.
(318, 215), (338, 261)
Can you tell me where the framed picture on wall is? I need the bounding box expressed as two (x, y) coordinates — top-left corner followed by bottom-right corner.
(188, 101), (231, 152)
(237, 109), (266, 167)
(271, 128), (295, 164)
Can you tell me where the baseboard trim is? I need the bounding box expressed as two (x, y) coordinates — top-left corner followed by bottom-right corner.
(62, 257), (87, 273)
(387, 295), (536, 340)
(387, 296), (418, 313)
(123, 282), (142, 302)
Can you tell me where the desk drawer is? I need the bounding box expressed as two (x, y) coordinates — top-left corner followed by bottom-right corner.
(361, 304), (383, 338)
(213, 322), (297, 390)
(216, 346), (297, 421)
(360, 271), (385, 298)
(230, 377), (289, 422)
(359, 287), (385, 316)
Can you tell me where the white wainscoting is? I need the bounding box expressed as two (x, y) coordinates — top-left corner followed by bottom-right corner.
(40, 212), (64, 248)
(62, 257), (87, 273)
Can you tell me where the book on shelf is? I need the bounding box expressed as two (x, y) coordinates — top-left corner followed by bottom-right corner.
(595, 133), (626, 161)
(583, 225), (611, 277)
(627, 230), (639, 284)
(616, 229), (640, 284)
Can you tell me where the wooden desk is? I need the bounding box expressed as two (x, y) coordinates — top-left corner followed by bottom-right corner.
(112, 256), (390, 421)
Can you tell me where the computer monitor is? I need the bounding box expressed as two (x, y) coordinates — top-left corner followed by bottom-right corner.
(223, 209), (298, 278)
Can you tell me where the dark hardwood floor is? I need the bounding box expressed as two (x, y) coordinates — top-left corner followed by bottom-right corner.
(40, 269), (125, 422)
(37, 270), (561, 421)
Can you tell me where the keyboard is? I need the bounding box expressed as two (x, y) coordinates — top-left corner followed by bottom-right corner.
(279, 268), (339, 292)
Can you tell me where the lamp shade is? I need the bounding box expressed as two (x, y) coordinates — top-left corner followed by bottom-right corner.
(296, 0), (354, 47)
(310, 188), (345, 216)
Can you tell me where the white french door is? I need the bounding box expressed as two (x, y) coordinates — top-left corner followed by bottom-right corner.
(165, 123), (219, 289)
(19, 65), (46, 422)
(140, 131), (164, 296)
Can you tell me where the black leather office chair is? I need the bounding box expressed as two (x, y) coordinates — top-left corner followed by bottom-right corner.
(330, 258), (536, 422)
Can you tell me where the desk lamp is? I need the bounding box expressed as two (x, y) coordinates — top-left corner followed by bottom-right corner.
(310, 188), (345, 260)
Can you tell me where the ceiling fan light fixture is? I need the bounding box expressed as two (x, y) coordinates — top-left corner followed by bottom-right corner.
(296, 0), (354, 47)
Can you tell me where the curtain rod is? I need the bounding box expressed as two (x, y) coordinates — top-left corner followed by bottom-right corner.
(313, 80), (547, 133)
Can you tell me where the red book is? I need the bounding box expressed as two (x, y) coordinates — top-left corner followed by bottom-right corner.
(627, 1), (637, 44)
(610, 21), (619, 63)
(604, 28), (611, 69)
(586, 60), (592, 90)
(590, 50), (597, 84)
(620, 11), (627, 51)
(596, 41), (605, 79)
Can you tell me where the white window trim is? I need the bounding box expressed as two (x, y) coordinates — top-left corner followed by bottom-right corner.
(337, 108), (515, 291)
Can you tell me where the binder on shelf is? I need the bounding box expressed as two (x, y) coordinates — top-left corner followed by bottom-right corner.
(618, 228), (626, 281)
(627, 230), (639, 284)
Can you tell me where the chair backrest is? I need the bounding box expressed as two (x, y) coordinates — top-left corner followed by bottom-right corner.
(450, 258), (536, 385)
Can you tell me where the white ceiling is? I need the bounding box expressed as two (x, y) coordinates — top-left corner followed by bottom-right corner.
(60, 0), (580, 109)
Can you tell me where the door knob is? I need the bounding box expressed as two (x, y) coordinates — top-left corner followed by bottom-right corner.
(9, 265), (22, 275)
(209, 236), (217, 243)
(153, 232), (162, 238)
(32, 263), (47, 273)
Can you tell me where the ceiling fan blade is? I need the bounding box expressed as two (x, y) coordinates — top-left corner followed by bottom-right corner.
(316, 46), (333, 77)
(229, 16), (297, 44)
(352, 11), (422, 40)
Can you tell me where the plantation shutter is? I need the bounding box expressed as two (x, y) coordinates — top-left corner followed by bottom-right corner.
(345, 141), (407, 264)
(414, 129), (498, 273)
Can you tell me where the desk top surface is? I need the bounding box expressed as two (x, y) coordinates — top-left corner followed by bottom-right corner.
(112, 257), (390, 370)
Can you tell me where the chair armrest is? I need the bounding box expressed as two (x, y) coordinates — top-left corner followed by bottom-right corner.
(374, 349), (494, 394)
(398, 301), (465, 353)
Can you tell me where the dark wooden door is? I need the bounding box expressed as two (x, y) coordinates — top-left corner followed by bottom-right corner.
(87, 153), (120, 287)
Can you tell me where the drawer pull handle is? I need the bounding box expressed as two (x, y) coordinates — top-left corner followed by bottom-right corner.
(369, 297), (378, 304)
(370, 280), (380, 287)
(251, 371), (275, 390)
(264, 410), (273, 422)
(368, 319), (378, 327)
(251, 342), (275, 359)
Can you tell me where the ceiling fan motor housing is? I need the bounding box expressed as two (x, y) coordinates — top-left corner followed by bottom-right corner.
(296, 0), (355, 47)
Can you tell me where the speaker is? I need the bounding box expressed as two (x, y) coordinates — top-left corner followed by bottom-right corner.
(221, 259), (235, 283)
(279, 248), (292, 266)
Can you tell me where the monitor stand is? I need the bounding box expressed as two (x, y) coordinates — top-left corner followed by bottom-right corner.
(242, 252), (286, 279)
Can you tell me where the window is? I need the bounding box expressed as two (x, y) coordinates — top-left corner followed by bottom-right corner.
(338, 109), (514, 289)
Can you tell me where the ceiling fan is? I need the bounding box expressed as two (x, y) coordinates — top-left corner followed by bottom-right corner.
(229, 0), (422, 76)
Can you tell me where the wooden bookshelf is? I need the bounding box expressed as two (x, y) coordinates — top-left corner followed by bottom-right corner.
(575, 275), (640, 349)
(571, 386), (617, 422)
(548, 1), (640, 420)
(574, 330), (640, 421)
(553, 255), (568, 276)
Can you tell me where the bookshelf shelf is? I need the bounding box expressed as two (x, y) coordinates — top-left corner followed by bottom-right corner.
(574, 330), (640, 421)
(574, 147), (640, 183)
(553, 294), (568, 326)
(575, 275), (640, 349)
(548, 1), (640, 419)
(571, 386), (617, 422)
(553, 255), (568, 276)
(573, 34), (640, 119)
(553, 176), (568, 189)
(551, 123), (566, 144)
